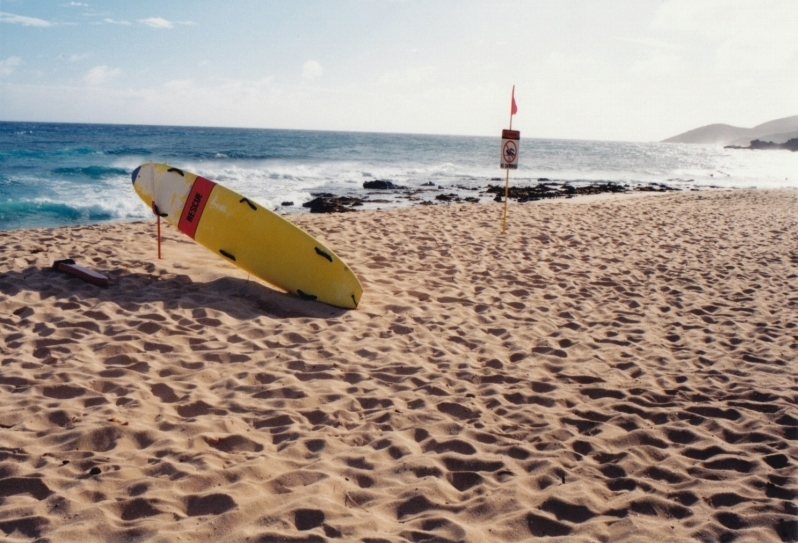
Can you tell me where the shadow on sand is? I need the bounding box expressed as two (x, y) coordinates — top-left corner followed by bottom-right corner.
(0, 265), (350, 321)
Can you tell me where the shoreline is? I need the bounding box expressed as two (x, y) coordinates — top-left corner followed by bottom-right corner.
(1, 189), (796, 542)
(5, 180), (783, 234)
(4, 121), (797, 232)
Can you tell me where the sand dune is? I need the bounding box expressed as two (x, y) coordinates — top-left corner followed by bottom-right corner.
(1, 189), (796, 542)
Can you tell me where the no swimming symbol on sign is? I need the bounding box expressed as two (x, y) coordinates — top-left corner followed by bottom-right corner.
(501, 129), (520, 169)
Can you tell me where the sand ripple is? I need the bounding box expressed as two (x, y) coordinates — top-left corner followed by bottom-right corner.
(0, 189), (796, 542)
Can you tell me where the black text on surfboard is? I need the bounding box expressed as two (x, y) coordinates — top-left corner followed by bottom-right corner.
(186, 192), (203, 223)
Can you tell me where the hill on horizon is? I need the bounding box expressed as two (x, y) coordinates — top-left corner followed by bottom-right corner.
(663, 115), (798, 146)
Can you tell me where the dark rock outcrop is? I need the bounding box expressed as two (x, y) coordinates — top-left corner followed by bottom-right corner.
(302, 194), (364, 213)
(725, 138), (798, 152)
(486, 181), (676, 202)
(363, 180), (406, 190)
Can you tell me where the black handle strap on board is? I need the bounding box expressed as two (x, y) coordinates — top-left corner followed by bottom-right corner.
(152, 203), (168, 217)
(240, 197), (257, 211)
(314, 247), (333, 262)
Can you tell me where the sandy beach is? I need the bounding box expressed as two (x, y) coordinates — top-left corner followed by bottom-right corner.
(0, 189), (796, 542)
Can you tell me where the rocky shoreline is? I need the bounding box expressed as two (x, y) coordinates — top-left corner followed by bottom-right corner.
(724, 138), (798, 152)
(297, 179), (681, 213)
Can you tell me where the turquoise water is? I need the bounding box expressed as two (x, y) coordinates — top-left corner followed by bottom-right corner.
(1, 121), (795, 230)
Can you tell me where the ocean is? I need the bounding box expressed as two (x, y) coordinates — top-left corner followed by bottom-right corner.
(1, 121), (795, 231)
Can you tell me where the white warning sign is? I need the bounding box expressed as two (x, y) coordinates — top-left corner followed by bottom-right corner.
(500, 129), (520, 169)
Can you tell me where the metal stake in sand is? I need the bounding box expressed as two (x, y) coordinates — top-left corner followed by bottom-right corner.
(152, 202), (162, 259)
(148, 161), (164, 260)
(500, 86), (519, 234)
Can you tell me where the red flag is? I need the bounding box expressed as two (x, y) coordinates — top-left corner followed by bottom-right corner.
(511, 85), (518, 116)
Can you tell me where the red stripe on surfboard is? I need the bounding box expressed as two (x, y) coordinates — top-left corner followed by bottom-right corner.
(178, 176), (216, 239)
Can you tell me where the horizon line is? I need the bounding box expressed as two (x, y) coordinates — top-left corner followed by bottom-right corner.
(0, 118), (669, 144)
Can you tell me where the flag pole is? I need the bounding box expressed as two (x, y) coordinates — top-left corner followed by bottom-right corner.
(502, 85), (515, 234)
(509, 85), (515, 131)
(153, 202), (162, 259)
(502, 168), (510, 234)
(149, 162), (162, 260)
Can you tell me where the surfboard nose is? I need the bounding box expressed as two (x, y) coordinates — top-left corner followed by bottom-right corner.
(131, 165), (141, 185)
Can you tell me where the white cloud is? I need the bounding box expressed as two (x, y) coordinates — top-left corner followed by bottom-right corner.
(0, 11), (54, 27)
(652, 0), (798, 73)
(377, 66), (435, 87)
(302, 60), (323, 80)
(104, 18), (131, 25)
(138, 17), (195, 29)
(84, 65), (120, 85)
(0, 56), (23, 76)
(0, 78), (255, 127)
(162, 79), (196, 91)
(58, 53), (89, 62)
(631, 53), (682, 78)
(64, 2), (89, 7)
(617, 37), (680, 51)
(139, 17), (173, 29)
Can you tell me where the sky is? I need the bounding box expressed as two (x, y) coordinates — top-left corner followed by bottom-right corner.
(0, 0), (796, 141)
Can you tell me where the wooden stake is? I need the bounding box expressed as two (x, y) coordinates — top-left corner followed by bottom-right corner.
(153, 202), (162, 260)
(501, 168), (510, 234)
(502, 85), (515, 235)
(509, 85), (515, 131)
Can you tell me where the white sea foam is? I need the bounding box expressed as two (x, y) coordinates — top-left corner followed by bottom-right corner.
(1, 122), (796, 230)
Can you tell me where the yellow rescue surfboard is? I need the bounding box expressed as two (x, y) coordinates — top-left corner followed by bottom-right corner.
(131, 163), (363, 309)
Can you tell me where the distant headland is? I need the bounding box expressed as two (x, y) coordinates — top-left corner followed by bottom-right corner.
(663, 115), (798, 151)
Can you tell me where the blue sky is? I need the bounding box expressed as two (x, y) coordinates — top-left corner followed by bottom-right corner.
(1, 0), (796, 140)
